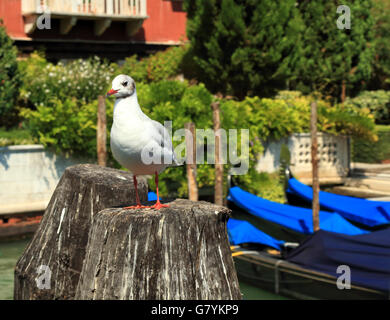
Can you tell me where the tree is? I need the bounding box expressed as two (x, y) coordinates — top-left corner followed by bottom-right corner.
(0, 22), (20, 127)
(184, 0), (303, 99)
(184, 0), (376, 101)
(290, 0), (376, 100)
(368, 0), (390, 91)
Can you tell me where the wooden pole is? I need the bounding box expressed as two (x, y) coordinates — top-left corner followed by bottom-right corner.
(75, 200), (241, 300)
(212, 101), (223, 206)
(185, 122), (198, 201)
(311, 101), (320, 231)
(14, 164), (148, 300)
(97, 95), (107, 166)
(341, 79), (346, 103)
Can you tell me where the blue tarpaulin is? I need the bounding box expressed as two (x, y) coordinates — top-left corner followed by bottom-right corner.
(286, 229), (390, 292)
(287, 178), (390, 227)
(227, 218), (285, 250)
(147, 191), (160, 201)
(228, 186), (367, 236)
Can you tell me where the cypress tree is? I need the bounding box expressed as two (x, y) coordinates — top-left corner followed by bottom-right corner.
(0, 22), (20, 127)
(368, 0), (390, 90)
(184, 0), (302, 99)
(289, 0), (376, 100)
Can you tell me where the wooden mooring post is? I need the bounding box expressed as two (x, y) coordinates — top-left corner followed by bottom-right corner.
(75, 200), (241, 300)
(185, 122), (198, 201)
(14, 164), (148, 300)
(311, 101), (320, 231)
(97, 95), (107, 167)
(15, 165), (241, 300)
(212, 101), (224, 206)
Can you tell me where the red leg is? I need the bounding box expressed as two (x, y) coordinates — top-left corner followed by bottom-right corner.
(151, 171), (169, 210)
(124, 175), (148, 209)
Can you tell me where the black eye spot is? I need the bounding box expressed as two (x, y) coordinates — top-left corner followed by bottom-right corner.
(122, 81), (128, 87)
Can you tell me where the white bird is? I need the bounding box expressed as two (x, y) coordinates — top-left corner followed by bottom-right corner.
(107, 74), (180, 210)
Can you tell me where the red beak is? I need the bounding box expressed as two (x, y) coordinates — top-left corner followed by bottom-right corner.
(106, 89), (118, 97)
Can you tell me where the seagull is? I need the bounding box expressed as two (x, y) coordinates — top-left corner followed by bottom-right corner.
(107, 74), (180, 210)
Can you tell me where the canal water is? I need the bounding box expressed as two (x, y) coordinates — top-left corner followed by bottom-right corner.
(0, 238), (289, 300)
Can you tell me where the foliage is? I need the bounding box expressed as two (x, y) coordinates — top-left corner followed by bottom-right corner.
(292, 0), (375, 99)
(0, 127), (35, 147)
(0, 23), (21, 127)
(21, 98), (114, 161)
(184, 0), (302, 98)
(369, 0), (390, 90)
(18, 53), (116, 108)
(275, 91), (377, 141)
(352, 125), (390, 163)
(120, 44), (193, 84)
(184, 0), (376, 100)
(234, 170), (286, 204)
(345, 90), (390, 124)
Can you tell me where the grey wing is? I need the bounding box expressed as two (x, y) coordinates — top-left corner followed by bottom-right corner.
(151, 120), (181, 166)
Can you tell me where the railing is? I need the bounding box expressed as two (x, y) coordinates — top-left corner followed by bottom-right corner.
(22, 0), (147, 17)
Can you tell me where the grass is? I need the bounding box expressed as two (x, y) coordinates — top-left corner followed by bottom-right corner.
(0, 127), (35, 147)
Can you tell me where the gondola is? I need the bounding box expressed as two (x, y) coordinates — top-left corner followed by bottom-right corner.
(226, 187), (390, 300)
(228, 217), (390, 300)
(286, 177), (390, 229)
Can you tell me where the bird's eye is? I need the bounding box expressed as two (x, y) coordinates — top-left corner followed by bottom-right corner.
(122, 81), (128, 87)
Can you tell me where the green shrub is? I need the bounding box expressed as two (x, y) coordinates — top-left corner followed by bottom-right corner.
(120, 44), (191, 84)
(21, 98), (114, 161)
(19, 53), (117, 108)
(352, 125), (390, 163)
(0, 127), (34, 147)
(276, 91), (377, 142)
(345, 91), (390, 124)
(233, 170), (286, 204)
(0, 23), (21, 127)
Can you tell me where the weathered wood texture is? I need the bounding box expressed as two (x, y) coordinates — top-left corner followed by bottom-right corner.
(185, 122), (198, 201)
(212, 101), (224, 206)
(14, 164), (147, 300)
(97, 95), (107, 166)
(75, 199), (241, 300)
(311, 101), (320, 231)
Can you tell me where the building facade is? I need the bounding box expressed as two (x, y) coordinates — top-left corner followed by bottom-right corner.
(0, 0), (187, 60)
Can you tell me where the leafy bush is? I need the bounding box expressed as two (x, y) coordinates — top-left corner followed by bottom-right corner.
(19, 53), (116, 108)
(21, 98), (114, 161)
(345, 91), (390, 124)
(352, 125), (390, 163)
(121, 44), (192, 84)
(276, 91), (377, 141)
(0, 23), (21, 127)
(0, 127), (34, 147)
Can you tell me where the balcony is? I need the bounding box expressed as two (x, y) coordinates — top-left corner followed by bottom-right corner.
(22, 0), (148, 36)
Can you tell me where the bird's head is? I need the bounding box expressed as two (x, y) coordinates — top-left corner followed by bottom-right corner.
(107, 74), (136, 98)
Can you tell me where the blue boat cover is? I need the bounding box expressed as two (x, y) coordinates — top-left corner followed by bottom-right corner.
(287, 178), (390, 227)
(147, 191), (160, 201)
(227, 218), (285, 250)
(286, 229), (390, 292)
(228, 186), (366, 236)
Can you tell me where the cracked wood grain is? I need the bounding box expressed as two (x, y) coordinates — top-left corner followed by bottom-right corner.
(14, 164), (147, 300)
(75, 200), (242, 300)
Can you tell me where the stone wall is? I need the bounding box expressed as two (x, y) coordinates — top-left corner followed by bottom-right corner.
(256, 133), (350, 184)
(0, 145), (79, 215)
